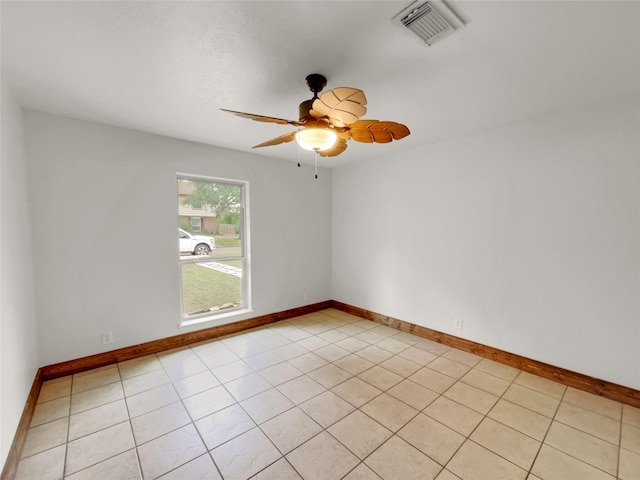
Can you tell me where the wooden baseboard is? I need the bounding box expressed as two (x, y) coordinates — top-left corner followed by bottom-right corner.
(330, 300), (640, 408)
(1, 369), (42, 480)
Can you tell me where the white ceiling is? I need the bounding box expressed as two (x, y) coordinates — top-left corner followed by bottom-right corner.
(2, 1), (639, 168)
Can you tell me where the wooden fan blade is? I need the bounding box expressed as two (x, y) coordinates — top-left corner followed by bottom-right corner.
(221, 109), (302, 126)
(318, 137), (348, 157)
(348, 120), (411, 144)
(310, 88), (367, 127)
(252, 131), (297, 148)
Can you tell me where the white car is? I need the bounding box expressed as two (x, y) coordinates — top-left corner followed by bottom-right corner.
(179, 228), (215, 255)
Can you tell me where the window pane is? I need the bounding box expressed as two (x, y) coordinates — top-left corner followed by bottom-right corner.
(181, 260), (243, 317)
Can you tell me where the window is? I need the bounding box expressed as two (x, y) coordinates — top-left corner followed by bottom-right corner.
(177, 175), (250, 324)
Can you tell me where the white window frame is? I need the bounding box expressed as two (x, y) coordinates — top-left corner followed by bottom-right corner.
(191, 217), (202, 232)
(177, 173), (251, 327)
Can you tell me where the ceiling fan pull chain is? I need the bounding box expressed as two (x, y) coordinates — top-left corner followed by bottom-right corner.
(297, 148), (301, 168)
(314, 151), (318, 179)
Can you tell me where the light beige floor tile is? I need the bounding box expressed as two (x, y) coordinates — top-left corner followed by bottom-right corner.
(198, 348), (240, 370)
(70, 382), (124, 415)
(408, 367), (456, 394)
(68, 399), (129, 441)
(331, 377), (382, 407)
(172, 370), (220, 398)
(261, 407), (323, 454)
(448, 441), (527, 480)
(30, 396), (70, 427)
(414, 339), (450, 355)
(398, 413), (465, 465)
(503, 383), (560, 417)
(514, 371), (566, 399)
(545, 421), (618, 475)
(375, 337), (411, 354)
(623, 404), (640, 428)
(253, 458), (302, 480)
(224, 372), (273, 401)
(444, 381), (498, 415)
(473, 359), (519, 382)
(334, 354), (375, 375)
(210, 359), (254, 383)
(258, 333), (292, 350)
(358, 366), (403, 391)
(460, 369), (510, 396)
(619, 448), (640, 480)
(37, 377), (72, 404)
(563, 387), (622, 421)
(240, 388), (294, 424)
(287, 352), (328, 373)
(122, 368), (170, 397)
(297, 335), (330, 351)
(355, 344), (395, 363)
(435, 470), (462, 480)
(318, 329), (349, 343)
(117, 355), (162, 380)
(355, 330), (387, 345)
(138, 424), (207, 479)
(157, 347), (199, 367)
(387, 379), (439, 410)
(342, 463), (383, 480)
(126, 382), (179, 418)
(287, 431), (359, 480)
(131, 401), (191, 445)
(212, 427), (281, 480)
(259, 362), (303, 385)
(621, 422), (640, 454)
(427, 357), (470, 379)
(72, 366), (121, 394)
(182, 384), (236, 420)
(424, 396), (483, 436)
(227, 340), (268, 359)
(21, 417), (68, 458)
(65, 449), (141, 480)
(300, 391), (355, 428)
(555, 402), (620, 445)
(488, 399), (551, 441)
(277, 374), (326, 404)
(65, 421), (135, 475)
(442, 349), (482, 367)
(370, 324), (399, 338)
(361, 393), (418, 432)
(329, 410), (392, 459)
(398, 346), (438, 366)
(315, 344), (350, 362)
(307, 363), (352, 388)
(243, 350), (285, 371)
(157, 453), (221, 479)
(335, 337), (370, 354)
(15, 444), (65, 480)
(531, 445), (615, 480)
(365, 436), (441, 480)
(470, 417), (540, 470)
(195, 403), (255, 450)
(163, 356), (208, 381)
(379, 356), (421, 378)
(279, 328), (314, 343)
(271, 342), (308, 360)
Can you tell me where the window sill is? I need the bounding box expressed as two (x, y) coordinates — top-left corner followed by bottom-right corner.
(178, 308), (254, 329)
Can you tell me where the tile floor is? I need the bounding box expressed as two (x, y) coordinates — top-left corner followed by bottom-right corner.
(15, 309), (640, 480)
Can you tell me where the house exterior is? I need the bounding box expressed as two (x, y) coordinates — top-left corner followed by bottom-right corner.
(177, 179), (216, 234)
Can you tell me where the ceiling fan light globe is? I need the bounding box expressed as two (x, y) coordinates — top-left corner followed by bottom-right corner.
(295, 128), (337, 152)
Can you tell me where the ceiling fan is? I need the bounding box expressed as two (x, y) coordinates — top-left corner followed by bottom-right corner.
(221, 74), (410, 159)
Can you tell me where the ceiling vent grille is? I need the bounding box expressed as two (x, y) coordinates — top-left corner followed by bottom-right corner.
(393, 1), (466, 47)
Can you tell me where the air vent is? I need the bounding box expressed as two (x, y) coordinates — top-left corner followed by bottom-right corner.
(393, 1), (466, 47)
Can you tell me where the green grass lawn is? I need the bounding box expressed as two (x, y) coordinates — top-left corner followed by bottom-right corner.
(214, 236), (241, 247)
(181, 263), (242, 316)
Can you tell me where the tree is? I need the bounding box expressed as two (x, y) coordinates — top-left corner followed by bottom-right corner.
(181, 181), (241, 220)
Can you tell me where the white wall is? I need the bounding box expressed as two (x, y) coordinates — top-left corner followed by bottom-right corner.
(332, 93), (640, 389)
(0, 85), (39, 466)
(25, 111), (332, 366)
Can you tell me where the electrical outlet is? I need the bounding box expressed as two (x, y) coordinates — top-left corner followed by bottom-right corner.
(101, 332), (114, 345)
(454, 318), (463, 330)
